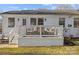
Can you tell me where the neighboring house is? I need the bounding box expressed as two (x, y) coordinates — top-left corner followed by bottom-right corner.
(0, 19), (2, 34)
(0, 10), (79, 46)
(0, 19), (2, 40)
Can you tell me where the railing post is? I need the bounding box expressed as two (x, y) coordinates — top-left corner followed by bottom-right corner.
(40, 26), (42, 37)
(54, 27), (56, 35)
(58, 26), (63, 38)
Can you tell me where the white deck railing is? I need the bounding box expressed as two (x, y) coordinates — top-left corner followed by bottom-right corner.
(20, 26), (63, 37)
(8, 27), (19, 44)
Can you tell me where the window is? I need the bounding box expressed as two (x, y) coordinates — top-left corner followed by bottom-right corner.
(30, 18), (44, 25)
(0, 28), (2, 34)
(23, 19), (26, 25)
(74, 18), (79, 28)
(0, 23), (2, 34)
(59, 18), (65, 27)
(30, 18), (36, 25)
(38, 18), (44, 25)
(8, 18), (15, 27)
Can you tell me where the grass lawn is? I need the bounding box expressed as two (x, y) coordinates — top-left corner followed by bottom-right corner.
(0, 46), (79, 55)
(70, 39), (79, 45)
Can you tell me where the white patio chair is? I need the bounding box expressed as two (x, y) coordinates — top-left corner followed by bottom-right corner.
(33, 26), (37, 31)
(44, 27), (50, 32)
(50, 27), (55, 32)
(27, 27), (33, 32)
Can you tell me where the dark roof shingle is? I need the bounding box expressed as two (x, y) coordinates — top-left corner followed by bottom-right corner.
(2, 10), (79, 15)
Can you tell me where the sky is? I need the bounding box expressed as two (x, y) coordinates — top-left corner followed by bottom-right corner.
(0, 4), (79, 12)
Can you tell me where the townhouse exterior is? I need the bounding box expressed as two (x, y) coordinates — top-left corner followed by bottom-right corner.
(0, 10), (79, 46)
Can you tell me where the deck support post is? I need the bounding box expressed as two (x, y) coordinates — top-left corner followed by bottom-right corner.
(40, 26), (42, 37)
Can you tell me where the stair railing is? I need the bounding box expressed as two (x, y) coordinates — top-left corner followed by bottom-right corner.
(8, 27), (19, 43)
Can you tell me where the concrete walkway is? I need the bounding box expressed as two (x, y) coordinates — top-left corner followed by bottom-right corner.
(0, 44), (18, 48)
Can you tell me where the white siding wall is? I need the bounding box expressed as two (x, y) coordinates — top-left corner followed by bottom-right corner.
(2, 14), (79, 45)
(44, 15), (59, 26)
(65, 17), (73, 28)
(2, 16), (19, 36)
(2, 14), (79, 37)
(2, 14), (61, 36)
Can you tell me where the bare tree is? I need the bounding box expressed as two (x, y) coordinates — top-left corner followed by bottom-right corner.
(55, 4), (76, 11)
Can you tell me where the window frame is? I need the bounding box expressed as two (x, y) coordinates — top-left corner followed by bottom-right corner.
(30, 17), (45, 26)
(59, 18), (65, 27)
(22, 19), (26, 26)
(8, 18), (15, 28)
(74, 18), (79, 28)
(38, 18), (44, 25)
(30, 18), (37, 25)
(0, 23), (2, 34)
